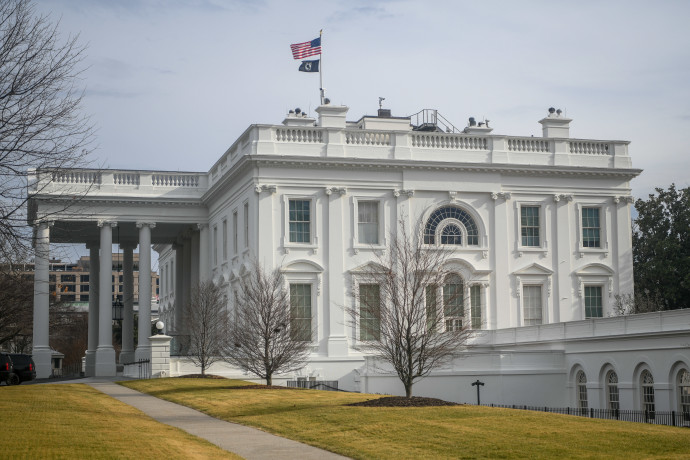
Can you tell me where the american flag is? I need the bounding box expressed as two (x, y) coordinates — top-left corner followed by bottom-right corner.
(290, 37), (321, 60)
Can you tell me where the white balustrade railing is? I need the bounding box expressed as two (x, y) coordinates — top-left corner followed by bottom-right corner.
(51, 170), (102, 185)
(151, 174), (200, 187)
(275, 127), (323, 143)
(113, 172), (140, 186)
(569, 141), (610, 155)
(507, 138), (550, 153)
(345, 131), (391, 146)
(411, 133), (488, 150)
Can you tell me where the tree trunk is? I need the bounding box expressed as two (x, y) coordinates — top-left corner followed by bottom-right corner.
(405, 382), (413, 398)
(266, 373), (272, 386)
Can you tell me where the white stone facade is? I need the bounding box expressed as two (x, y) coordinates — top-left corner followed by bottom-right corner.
(28, 103), (690, 411)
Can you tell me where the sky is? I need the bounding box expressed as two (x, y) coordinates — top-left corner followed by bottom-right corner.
(33, 0), (690, 262)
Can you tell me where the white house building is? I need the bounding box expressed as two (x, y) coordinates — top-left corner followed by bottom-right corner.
(28, 102), (690, 413)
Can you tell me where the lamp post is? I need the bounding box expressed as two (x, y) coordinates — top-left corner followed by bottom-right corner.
(471, 379), (485, 405)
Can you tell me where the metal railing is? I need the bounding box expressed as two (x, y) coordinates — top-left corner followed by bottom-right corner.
(122, 359), (151, 379)
(286, 380), (342, 391)
(483, 404), (690, 428)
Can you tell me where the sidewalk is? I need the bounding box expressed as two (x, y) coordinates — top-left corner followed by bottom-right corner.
(87, 381), (349, 460)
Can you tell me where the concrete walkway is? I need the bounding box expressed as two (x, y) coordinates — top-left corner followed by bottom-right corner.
(87, 381), (349, 460)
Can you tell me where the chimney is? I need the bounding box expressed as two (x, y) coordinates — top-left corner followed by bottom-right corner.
(315, 104), (348, 128)
(539, 107), (572, 138)
(282, 107), (316, 127)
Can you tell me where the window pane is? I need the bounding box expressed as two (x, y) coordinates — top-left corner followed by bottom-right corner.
(426, 285), (438, 331)
(642, 370), (655, 413)
(443, 275), (464, 331)
(470, 285), (481, 329)
(289, 200), (311, 243)
(577, 371), (588, 410)
(607, 371), (619, 411)
(521, 206), (540, 247)
(523, 285), (542, 325)
(359, 284), (380, 340)
(582, 207), (601, 248)
(358, 201), (379, 244)
(679, 369), (690, 415)
(584, 286), (603, 318)
(223, 219), (228, 260)
(289, 284), (311, 341)
(441, 224), (463, 245)
(424, 206), (479, 245)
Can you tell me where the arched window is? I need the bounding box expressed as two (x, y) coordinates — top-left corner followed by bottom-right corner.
(641, 370), (655, 414)
(576, 370), (588, 411)
(679, 369), (690, 416)
(443, 274), (464, 331)
(424, 206), (479, 246)
(606, 370), (619, 411)
(440, 224), (462, 245)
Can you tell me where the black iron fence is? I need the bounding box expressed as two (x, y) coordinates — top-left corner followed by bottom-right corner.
(122, 359), (151, 379)
(287, 380), (341, 391)
(483, 404), (690, 428)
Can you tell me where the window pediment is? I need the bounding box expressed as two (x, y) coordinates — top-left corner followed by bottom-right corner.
(512, 263), (554, 276)
(281, 259), (324, 273)
(575, 263), (614, 276)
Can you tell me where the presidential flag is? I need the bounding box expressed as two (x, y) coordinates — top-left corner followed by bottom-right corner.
(298, 60), (319, 73)
(290, 37), (321, 59)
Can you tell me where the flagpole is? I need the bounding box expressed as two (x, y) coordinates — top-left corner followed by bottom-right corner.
(319, 29), (324, 105)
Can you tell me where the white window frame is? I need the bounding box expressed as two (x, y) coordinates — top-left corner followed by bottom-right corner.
(575, 202), (609, 257)
(356, 282), (381, 342)
(213, 225), (218, 266)
(606, 369), (620, 411)
(640, 369), (655, 414)
(522, 284), (544, 326)
(513, 263), (553, 326)
(577, 370), (588, 411)
(288, 282), (313, 342)
(352, 197), (386, 253)
(232, 210), (238, 257)
(282, 195), (318, 252)
(575, 264), (613, 319)
(515, 201), (548, 255)
(678, 368), (690, 415)
(281, 263), (321, 346)
(583, 285), (604, 319)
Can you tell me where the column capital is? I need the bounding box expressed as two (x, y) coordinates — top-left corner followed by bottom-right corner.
(196, 223), (208, 230)
(97, 220), (117, 228)
(34, 220), (54, 228)
(136, 221), (156, 229)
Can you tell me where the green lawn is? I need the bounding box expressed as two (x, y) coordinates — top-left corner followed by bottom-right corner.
(123, 378), (690, 460)
(0, 384), (240, 460)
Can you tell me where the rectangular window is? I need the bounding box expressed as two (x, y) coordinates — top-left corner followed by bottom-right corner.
(80, 275), (89, 283)
(584, 286), (603, 318)
(470, 285), (481, 329)
(289, 284), (312, 341)
(213, 226), (218, 265)
(359, 284), (381, 341)
(80, 284), (90, 292)
(443, 278), (463, 332)
(289, 199), (311, 243)
(426, 285), (438, 331)
(233, 211), (238, 254)
(523, 285), (543, 325)
(521, 206), (540, 247)
(358, 201), (379, 244)
(244, 203), (249, 248)
(222, 219), (228, 260)
(582, 207), (601, 248)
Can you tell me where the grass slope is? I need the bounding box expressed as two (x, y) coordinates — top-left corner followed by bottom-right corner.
(123, 378), (690, 460)
(0, 384), (239, 460)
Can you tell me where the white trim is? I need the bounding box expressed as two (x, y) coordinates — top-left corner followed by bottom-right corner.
(282, 195), (319, 253)
(351, 196), (387, 253)
(575, 202), (609, 258)
(514, 200), (549, 257)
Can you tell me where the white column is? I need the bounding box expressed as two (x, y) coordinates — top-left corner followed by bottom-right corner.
(182, 237), (192, 316)
(191, 230), (200, 287)
(120, 244), (135, 363)
(32, 221), (52, 379)
(95, 220), (116, 376)
(174, 244), (184, 332)
(326, 189), (348, 356)
(85, 242), (100, 377)
(135, 222), (155, 361)
(197, 223), (210, 282)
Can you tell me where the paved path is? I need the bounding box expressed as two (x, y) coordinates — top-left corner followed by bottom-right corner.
(88, 381), (349, 460)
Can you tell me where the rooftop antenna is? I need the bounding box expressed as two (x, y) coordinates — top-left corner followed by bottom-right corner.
(379, 97), (385, 109)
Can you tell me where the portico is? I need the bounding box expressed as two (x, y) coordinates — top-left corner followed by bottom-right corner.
(27, 170), (210, 377)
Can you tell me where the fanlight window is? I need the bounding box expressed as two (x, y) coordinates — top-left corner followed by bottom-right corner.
(424, 206), (479, 246)
(641, 370), (655, 413)
(679, 369), (690, 415)
(577, 370), (588, 410)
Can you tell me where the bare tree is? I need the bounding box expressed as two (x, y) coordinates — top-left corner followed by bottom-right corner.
(0, 268), (33, 349)
(347, 219), (474, 398)
(185, 281), (229, 376)
(1, 0), (95, 258)
(224, 263), (311, 385)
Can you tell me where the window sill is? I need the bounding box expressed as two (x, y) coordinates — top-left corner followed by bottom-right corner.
(578, 247), (609, 258)
(353, 244), (386, 254)
(517, 247), (548, 257)
(283, 243), (319, 255)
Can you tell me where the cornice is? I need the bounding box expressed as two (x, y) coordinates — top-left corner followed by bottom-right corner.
(34, 196), (205, 207)
(247, 155), (642, 179)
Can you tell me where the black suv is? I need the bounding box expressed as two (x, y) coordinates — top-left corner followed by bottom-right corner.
(8, 354), (36, 385)
(0, 353), (13, 385)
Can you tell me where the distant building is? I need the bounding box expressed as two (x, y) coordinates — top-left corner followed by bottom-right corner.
(7, 254), (158, 307)
(27, 102), (690, 414)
